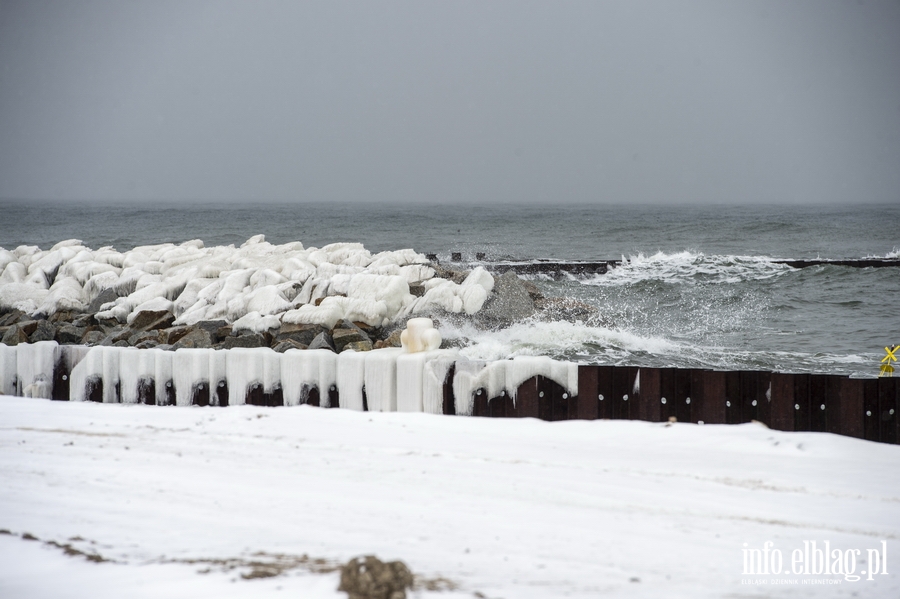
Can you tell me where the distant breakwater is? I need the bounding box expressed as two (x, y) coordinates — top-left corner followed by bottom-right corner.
(434, 255), (900, 278)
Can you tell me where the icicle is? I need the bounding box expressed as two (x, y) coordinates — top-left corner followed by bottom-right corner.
(118, 347), (156, 404)
(224, 348), (266, 405)
(422, 352), (457, 414)
(69, 346), (120, 403)
(452, 358), (487, 416)
(173, 348), (211, 406)
(281, 349), (336, 406)
(397, 349), (457, 413)
(207, 349), (226, 406)
(154, 348), (173, 406)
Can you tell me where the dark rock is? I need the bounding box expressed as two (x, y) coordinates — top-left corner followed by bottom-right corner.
(56, 324), (87, 345)
(220, 333), (266, 349)
(307, 331), (336, 352)
(274, 323), (324, 347)
(338, 555), (414, 599)
(272, 339), (307, 353)
(49, 310), (84, 324)
(172, 328), (214, 349)
(14, 320), (40, 337)
(81, 330), (105, 345)
(195, 320), (229, 342)
(156, 344), (175, 351)
(113, 340), (129, 348)
(0, 310), (27, 327)
(160, 326), (192, 345)
(216, 324), (233, 340)
(88, 288), (119, 313)
(99, 328), (131, 346)
(72, 313), (97, 328)
(135, 340), (159, 349)
(128, 330), (160, 346)
(130, 310), (174, 331)
(332, 324), (371, 353)
(343, 339), (373, 352)
(2, 325), (29, 346)
(29, 320), (57, 343)
(474, 270), (535, 328)
(432, 265), (469, 284)
(383, 330), (402, 348)
(96, 315), (122, 329)
(408, 283), (426, 297)
(236, 327), (273, 346)
(353, 322), (379, 338)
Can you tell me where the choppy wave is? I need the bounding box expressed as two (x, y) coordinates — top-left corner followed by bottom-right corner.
(443, 319), (681, 362)
(578, 251), (793, 287)
(438, 319), (882, 376)
(865, 247), (900, 259)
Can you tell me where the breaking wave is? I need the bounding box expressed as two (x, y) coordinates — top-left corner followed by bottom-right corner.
(578, 251), (793, 287)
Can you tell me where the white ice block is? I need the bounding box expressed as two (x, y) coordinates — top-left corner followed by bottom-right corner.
(16, 341), (58, 398)
(17, 341), (58, 399)
(0, 344), (19, 396)
(363, 348), (402, 412)
(336, 350), (367, 411)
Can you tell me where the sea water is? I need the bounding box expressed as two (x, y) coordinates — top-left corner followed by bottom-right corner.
(1, 200), (897, 376)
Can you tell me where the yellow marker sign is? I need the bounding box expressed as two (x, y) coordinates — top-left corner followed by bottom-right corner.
(880, 345), (898, 377)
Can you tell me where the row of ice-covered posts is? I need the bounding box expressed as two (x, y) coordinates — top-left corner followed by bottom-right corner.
(1, 341), (897, 445)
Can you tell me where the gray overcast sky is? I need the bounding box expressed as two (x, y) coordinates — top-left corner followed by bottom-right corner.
(1, 0), (898, 204)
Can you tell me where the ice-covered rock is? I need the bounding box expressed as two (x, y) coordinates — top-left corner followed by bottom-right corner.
(2, 237), (490, 331)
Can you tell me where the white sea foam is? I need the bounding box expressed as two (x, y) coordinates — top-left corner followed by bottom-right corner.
(452, 319), (681, 362)
(0, 237), (494, 328)
(866, 247), (900, 259)
(579, 251), (792, 287)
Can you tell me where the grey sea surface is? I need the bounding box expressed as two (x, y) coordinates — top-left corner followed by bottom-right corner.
(1, 200), (898, 376)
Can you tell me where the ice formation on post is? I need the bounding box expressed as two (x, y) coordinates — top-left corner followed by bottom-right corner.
(1, 342), (578, 418)
(17, 341), (57, 398)
(0, 344), (17, 396)
(400, 318), (441, 353)
(452, 356), (579, 416)
(281, 349), (337, 407)
(397, 350), (457, 412)
(0, 237), (494, 329)
(364, 348), (403, 412)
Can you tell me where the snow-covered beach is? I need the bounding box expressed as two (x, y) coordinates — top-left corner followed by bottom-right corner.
(2, 396), (898, 598)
